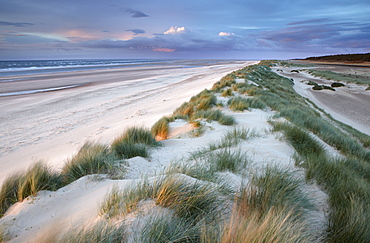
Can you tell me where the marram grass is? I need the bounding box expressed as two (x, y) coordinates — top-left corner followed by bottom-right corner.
(0, 161), (63, 217)
(62, 142), (116, 184)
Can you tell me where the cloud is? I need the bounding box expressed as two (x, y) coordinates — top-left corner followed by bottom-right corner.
(0, 20), (34, 27)
(256, 21), (370, 52)
(80, 26), (250, 53)
(164, 26), (189, 35)
(124, 8), (149, 18)
(152, 48), (175, 52)
(288, 18), (332, 25)
(126, 29), (146, 35)
(219, 32), (235, 36)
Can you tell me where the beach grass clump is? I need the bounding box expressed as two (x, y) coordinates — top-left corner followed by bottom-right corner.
(221, 88), (233, 97)
(17, 162), (63, 201)
(271, 122), (325, 158)
(206, 149), (249, 173)
(112, 143), (149, 159)
(218, 114), (236, 126)
(59, 221), (126, 243)
(111, 127), (159, 159)
(100, 175), (225, 223)
(114, 127), (158, 146)
(151, 116), (174, 140)
(228, 96), (266, 111)
(221, 208), (313, 243)
(0, 161), (63, 217)
(137, 212), (200, 243)
(0, 172), (23, 217)
(193, 109), (236, 126)
(212, 74), (236, 91)
(62, 142), (116, 184)
(240, 166), (313, 219)
(220, 165), (314, 242)
(173, 90), (217, 119)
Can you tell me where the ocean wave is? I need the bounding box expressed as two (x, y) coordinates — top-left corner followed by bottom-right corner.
(0, 85), (80, 97)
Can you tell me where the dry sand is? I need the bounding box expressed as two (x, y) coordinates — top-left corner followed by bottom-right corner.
(0, 61), (254, 185)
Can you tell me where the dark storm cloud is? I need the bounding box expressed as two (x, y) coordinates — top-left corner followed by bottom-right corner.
(124, 8), (149, 18)
(0, 21), (34, 27)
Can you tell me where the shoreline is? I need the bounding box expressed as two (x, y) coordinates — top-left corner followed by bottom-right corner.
(0, 60), (253, 185)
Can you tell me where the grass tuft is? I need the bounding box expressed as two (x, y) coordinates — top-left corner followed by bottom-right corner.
(100, 175), (226, 223)
(114, 127), (158, 146)
(0, 161), (62, 217)
(112, 143), (149, 159)
(59, 221), (126, 243)
(151, 117), (174, 140)
(228, 96), (266, 111)
(62, 142), (115, 184)
(193, 109), (236, 126)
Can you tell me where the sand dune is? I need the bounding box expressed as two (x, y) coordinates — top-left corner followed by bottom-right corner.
(1, 61), (368, 242)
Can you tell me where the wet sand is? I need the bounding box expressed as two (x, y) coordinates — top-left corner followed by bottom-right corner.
(0, 60), (254, 185)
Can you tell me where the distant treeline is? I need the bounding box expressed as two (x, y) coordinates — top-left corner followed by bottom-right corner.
(304, 53), (370, 62)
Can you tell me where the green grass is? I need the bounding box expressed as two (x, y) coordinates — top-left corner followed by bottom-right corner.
(307, 69), (370, 85)
(151, 117), (174, 140)
(62, 142), (116, 184)
(239, 166), (313, 219)
(112, 143), (149, 159)
(228, 96), (266, 111)
(230, 61), (370, 242)
(206, 149), (249, 173)
(212, 73), (236, 92)
(302, 155), (370, 242)
(113, 127), (158, 146)
(137, 212), (200, 242)
(192, 109), (236, 126)
(58, 221), (126, 243)
(221, 88), (233, 97)
(0, 161), (63, 217)
(221, 208), (313, 243)
(111, 127), (159, 159)
(190, 128), (259, 160)
(271, 122), (325, 158)
(221, 165), (314, 243)
(173, 89), (217, 119)
(100, 175), (226, 223)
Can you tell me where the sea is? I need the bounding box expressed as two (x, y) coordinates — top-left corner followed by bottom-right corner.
(0, 59), (227, 97)
(0, 59), (177, 78)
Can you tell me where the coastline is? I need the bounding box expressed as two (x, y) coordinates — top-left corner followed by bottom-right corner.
(1, 60), (369, 242)
(0, 60), (253, 185)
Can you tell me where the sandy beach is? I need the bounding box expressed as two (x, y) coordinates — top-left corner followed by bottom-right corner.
(0, 60), (254, 185)
(0, 60), (369, 242)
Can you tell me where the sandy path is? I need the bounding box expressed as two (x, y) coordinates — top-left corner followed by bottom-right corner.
(0, 61), (256, 185)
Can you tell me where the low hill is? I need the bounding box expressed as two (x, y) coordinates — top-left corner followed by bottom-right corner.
(304, 53), (370, 63)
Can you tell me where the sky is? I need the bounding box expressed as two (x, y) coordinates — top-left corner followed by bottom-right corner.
(0, 0), (369, 60)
